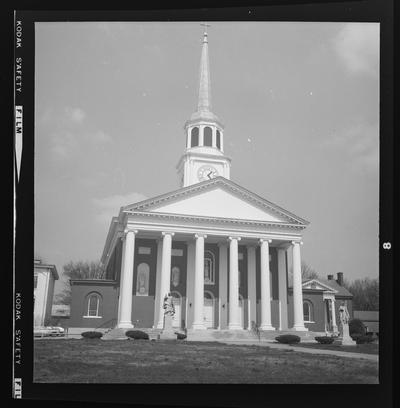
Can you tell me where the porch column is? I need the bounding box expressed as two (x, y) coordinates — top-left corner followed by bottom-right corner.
(292, 241), (307, 331)
(247, 245), (257, 330)
(259, 239), (274, 331)
(228, 236), (242, 330)
(156, 231), (174, 329)
(331, 299), (338, 333)
(117, 229), (138, 329)
(277, 247), (288, 330)
(218, 242), (228, 329)
(153, 239), (163, 328)
(192, 234), (207, 330)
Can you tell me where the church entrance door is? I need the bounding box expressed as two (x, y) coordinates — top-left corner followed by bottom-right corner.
(204, 292), (215, 328)
(171, 292), (181, 329)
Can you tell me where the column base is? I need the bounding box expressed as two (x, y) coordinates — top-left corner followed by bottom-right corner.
(117, 322), (134, 329)
(192, 322), (206, 330)
(292, 325), (308, 331)
(228, 323), (243, 330)
(259, 324), (275, 331)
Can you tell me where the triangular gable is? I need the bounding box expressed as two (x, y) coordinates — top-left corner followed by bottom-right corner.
(123, 177), (309, 225)
(302, 279), (337, 293)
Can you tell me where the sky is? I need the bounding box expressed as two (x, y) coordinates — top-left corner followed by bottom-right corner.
(34, 22), (379, 296)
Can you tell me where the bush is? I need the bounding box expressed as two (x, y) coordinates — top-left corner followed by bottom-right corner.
(81, 331), (103, 339)
(275, 334), (301, 344)
(349, 318), (366, 336)
(355, 335), (375, 345)
(176, 332), (187, 340)
(125, 330), (149, 340)
(315, 336), (335, 344)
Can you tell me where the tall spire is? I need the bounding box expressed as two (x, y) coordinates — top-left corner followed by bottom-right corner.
(197, 23), (212, 112)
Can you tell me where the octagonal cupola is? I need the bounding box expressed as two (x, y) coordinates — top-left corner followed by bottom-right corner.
(184, 29), (225, 155)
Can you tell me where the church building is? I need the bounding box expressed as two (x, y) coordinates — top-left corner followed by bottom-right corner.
(69, 29), (350, 338)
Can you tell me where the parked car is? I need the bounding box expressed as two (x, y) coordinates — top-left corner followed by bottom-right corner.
(34, 326), (65, 337)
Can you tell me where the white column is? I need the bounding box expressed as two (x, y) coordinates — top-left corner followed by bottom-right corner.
(117, 229), (137, 329)
(331, 299), (338, 333)
(186, 128), (191, 148)
(192, 234), (207, 330)
(277, 247), (288, 330)
(292, 241), (307, 331)
(153, 239), (163, 328)
(156, 232), (174, 329)
(218, 242), (228, 329)
(199, 125), (204, 146)
(247, 245), (257, 330)
(259, 239), (275, 331)
(228, 236), (242, 330)
(186, 241), (196, 328)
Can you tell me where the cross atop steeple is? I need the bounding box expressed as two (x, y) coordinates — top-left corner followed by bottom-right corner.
(200, 22), (211, 42)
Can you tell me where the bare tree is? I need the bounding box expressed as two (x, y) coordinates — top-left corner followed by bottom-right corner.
(301, 261), (319, 280)
(54, 260), (105, 305)
(342, 277), (379, 311)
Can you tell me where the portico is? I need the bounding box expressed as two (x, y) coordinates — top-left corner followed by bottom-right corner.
(105, 181), (309, 334)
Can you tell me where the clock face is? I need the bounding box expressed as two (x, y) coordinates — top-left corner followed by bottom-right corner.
(198, 165), (218, 181)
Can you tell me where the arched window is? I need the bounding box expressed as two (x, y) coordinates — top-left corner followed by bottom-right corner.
(303, 300), (313, 322)
(87, 293), (101, 317)
(204, 250), (215, 284)
(216, 130), (221, 149)
(136, 263), (150, 296)
(204, 127), (213, 146)
(191, 127), (199, 147)
(171, 266), (180, 287)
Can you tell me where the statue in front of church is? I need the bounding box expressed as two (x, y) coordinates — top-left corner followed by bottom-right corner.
(163, 293), (175, 317)
(335, 301), (356, 346)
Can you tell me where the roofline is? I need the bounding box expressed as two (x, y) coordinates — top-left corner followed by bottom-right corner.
(123, 177), (310, 226)
(34, 263), (59, 280)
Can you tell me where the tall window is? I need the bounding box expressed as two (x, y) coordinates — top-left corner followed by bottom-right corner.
(204, 250), (215, 284)
(87, 294), (100, 317)
(34, 274), (38, 288)
(136, 263), (150, 296)
(216, 130), (221, 149)
(191, 127), (199, 147)
(171, 266), (180, 287)
(204, 127), (213, 146)
(303, 300), (313, 322)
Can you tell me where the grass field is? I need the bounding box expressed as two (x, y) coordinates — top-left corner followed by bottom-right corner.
(34, 339), (378, 384)
(291, 342), (379, 355)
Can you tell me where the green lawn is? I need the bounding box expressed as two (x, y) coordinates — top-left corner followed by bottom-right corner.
(34, 339), (378, 384)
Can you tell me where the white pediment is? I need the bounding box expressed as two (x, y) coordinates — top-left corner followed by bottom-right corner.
(124, 178), (309, 225)
(302, 279), (337, 293)
(151, 187), (285, 222)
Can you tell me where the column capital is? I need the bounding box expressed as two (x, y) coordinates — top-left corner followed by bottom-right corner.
(228, 236), (241, 242)
(162, 231), (175, 237)
(259, 238), (272, 244)
(194, 233), (207, 239)
(124, 228), (138, 236)
(291, 240), (303, 246)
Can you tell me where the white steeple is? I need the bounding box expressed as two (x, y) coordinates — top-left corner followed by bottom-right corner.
(177, 25), (231, 188)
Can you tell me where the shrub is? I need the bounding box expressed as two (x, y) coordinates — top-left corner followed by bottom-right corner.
(315, 336), (335, 344)
(349, 318), (366, 336)
(176, 332), (187, 340)
(355, 335), (375, 345)
(125, 330), (149, 340)
(275, 334), (301, 344)
(81, 331), (103, 339)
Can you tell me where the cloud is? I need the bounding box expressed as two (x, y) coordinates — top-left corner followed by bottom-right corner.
(323, 122), (379, 174)
(38, 107), (112, 160)
(65, 107), (86, 124)
(93, 192), (148, 225)
(333, 23), (379, 77)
